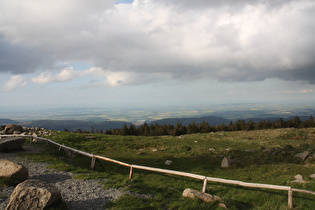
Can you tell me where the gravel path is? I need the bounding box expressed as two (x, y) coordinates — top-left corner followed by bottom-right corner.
(0, 145), (124, 210)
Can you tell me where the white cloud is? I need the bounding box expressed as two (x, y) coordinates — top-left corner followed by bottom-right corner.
(283, 89), (315, 94)
(54, 68), (84, 82)
(30, 65), (171, 87)
(104, 71), (171, 87)
(105, 71), (140, 87)
(31, 72), (53, 84)
(3, 75), (27, 91)
(31, 67), (101, 84)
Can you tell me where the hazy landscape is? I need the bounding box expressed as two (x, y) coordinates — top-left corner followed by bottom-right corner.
(1, 102), (315, 132)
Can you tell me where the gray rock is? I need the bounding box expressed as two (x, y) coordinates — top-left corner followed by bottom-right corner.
(219, 202), (228, 209)
(291, 174), (308, 184)
(0, 137), (25, 152)
(310, 174), (315, 179)
(294, 151), (309, 161)
(221, 156), (236, 168)
(294, 174), (304, 181)
(0, 159), (28, 185)
(183, 188), (223, 203)
(5, 179), (62, 210)
(209, 148), (216, 152)
(3, 124), (23, 134)
(165, 160), (172, 165)
(12, 130), (21, 134)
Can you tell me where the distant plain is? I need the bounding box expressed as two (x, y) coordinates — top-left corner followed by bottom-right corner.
(1, 102), (315, 123)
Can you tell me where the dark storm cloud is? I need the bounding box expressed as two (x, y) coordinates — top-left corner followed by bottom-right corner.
(275, 67), (315, 84)
(0, 37), (53, 74)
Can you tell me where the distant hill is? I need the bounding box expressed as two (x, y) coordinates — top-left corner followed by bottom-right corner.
(242, 115), (312, 123)
(0, 119), (19, 125)
(148, 115), (314, 127)
(149, 116), (230, 126)
(19, 120), (130, 132)
(1, 115), (313, 132)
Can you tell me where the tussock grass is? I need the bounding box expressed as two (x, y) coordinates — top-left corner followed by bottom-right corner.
(17, 128), (315, 209)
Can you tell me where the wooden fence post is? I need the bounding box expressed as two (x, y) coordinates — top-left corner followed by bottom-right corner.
(202, 178), (208, 193)
(91, 153), (96, 170)
(129, 166), (133, 180)
(58, 144), (64, 151)
(288, 187), (293, 209)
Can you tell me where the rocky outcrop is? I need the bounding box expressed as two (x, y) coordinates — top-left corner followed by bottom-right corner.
(3, 124), (23, 135)
(183, 188), (223, 203)
(24, 127), (54, 137)
(0, 124), (53, 137)
(5, 179), (62, 210)
(0, 159), (28, 185)
(0, 137), (25, 152)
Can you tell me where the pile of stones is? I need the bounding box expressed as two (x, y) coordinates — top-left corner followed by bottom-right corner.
(0, 136), (63, 209)
(0, 124), (54, 139)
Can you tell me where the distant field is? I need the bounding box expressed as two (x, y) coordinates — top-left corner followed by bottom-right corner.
(19, 127), (315, 209)
(1, 102), (315, 123)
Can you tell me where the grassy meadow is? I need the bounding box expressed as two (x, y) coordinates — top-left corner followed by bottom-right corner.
(17, 127), (315, 209)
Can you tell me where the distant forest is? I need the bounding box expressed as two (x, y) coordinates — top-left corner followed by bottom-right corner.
(72, 115), (315, 136)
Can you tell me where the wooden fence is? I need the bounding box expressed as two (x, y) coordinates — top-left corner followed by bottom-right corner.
(2, 134), (315, 208)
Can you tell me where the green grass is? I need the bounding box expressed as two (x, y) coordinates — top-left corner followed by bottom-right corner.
(0, 176), (22, 187)
(16, 128), (315, 209)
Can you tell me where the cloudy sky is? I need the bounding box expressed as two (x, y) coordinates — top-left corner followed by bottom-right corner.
(1, 0), (315, 109)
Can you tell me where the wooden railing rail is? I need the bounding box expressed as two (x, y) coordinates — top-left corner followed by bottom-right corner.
(2, 134), (315, 208)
